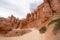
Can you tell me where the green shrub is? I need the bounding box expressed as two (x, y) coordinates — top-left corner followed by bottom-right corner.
(53, 20), (60, 33)
(48, 18), (60, 26)
(47, 18), (60, 34)
(39, 26), (47, 34)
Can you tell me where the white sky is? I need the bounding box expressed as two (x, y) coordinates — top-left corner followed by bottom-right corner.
(0, 0), (43, 19)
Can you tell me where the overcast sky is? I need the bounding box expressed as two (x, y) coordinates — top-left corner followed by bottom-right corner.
(0, 0), (43, 19)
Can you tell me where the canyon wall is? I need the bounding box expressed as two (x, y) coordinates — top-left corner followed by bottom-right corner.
(0, 0), (60, 37)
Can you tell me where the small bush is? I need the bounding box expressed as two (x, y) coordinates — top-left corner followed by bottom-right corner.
(53, 20), (60, 33)
(39, 26), (47, 34)
(47, 18), (60, 34)
(48, 18), (60, 26)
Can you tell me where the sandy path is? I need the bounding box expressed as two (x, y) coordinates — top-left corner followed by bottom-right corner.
(0, 28), (60, 40)
(0, 29), (41, 40)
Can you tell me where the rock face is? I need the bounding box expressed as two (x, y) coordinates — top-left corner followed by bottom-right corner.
(47, 0), (60, 13)
(0, 0), (60, 37)
(0, 15), (20, 34)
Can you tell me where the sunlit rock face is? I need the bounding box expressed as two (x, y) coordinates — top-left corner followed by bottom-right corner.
(0, 15), (20, 34)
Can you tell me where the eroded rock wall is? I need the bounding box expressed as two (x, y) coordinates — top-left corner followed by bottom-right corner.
(0, 0), (60, 37)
